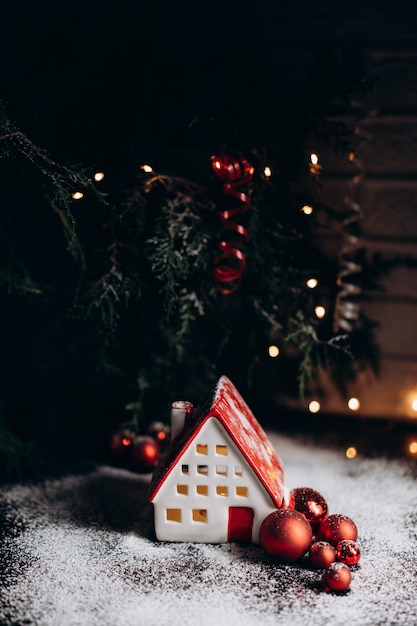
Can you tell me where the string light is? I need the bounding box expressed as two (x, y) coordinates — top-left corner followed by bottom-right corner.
(301, 205), (313, 215)
(141, 164), (154, 173)
(347, 397), (360, 411)
(346, 446), (357, 459)
(268, 345), (280, 358)
(306, 278), (318, 289)
(94, 172), (105, 182)
(72, 191), (84, 200)
(308, 400), (320, 414)
(314, 305), (326, 319)
(309, 152), (322, 176)
(263, 166), (272, 178)
(408, 441), (417, 456)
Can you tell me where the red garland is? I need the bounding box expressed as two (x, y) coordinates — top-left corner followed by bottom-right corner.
(211, 151), (254, 294)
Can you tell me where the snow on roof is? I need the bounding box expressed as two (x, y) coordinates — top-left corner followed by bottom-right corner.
(148, 375), (284, 507)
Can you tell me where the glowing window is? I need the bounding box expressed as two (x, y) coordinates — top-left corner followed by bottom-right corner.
(216, 464), (227, 476)
(234, 465), (243, 476)
(181, 464), (189, 475)
(197, 465), (208, 475)
(216, 485), (228, 496)
(216, 444), (228, 456)
(196, 485), (208, 496)
(176, 485), (188, 495)
(196, 444), (208, 455)
(236, 486), (248, 497)
(192, 509), (207, 523)
(166, 508), (181, 522)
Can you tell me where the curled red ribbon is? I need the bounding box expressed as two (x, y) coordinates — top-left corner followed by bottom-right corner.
(211, 151), (254, 294)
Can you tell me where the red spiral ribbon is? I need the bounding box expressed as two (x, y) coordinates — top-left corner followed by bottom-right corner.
(211, 151), (254, 294)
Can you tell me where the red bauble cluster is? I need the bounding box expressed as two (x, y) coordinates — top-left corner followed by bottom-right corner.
(259, 486), (361, 594)
(108, 421), (170, 473)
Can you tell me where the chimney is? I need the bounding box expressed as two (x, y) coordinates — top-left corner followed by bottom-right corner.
(170, 400), (194, 440)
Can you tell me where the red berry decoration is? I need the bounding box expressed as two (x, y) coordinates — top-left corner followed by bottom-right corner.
(336, 539), (361, 566)
(290, 487), (328, 528)
(309, 541), (337, 569)
(324, 562), (352, 592)
(318, 514), (358, 546)
(259, 509), (313, 563)
(109, 428), (135, 463)
(130, 436), (160, 473)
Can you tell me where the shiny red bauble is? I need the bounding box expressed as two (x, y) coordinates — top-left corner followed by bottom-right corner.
(290, 487), (328, 528)
(336, 539), (361, 566)
(318, 514), (358, 546)
(147, 421), (171, 450)
(259, 509), (313, 563)
(324, 562), (352, 592)
(309, 541), (337, 569)
(109, 428), (135, 462)
(130, 436), (160, 472)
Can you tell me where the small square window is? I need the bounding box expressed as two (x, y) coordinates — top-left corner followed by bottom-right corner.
(216, 444), (228, 456)
(176, 485), (188, 495)
(216, 485), (228, 496)
(197, 465), (208, 475)
(196, 444), (208, 455)
(196, 485), (208, 496)
(166, 508), (181, 522)
(181, 464), (189, 475)
(216, 464), (227, 476)
(234, 465), (243, 476)
(192, 509), (207, 523)
(236, 486), (248, 497)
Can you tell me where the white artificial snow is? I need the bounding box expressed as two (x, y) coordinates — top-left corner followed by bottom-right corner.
(1, 433), (416, 626)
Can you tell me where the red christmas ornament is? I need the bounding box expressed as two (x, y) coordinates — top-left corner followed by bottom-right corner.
(290, 487), (328, 528)
(109, 428), (135, 463)
(259, 509), (313, 563)
(323, 562), (352, 593)
(147, 421), (171, 449)
(130, 436), (160, 473)
(211, 151), (254, 295)
(318, 514), (358, 546)
(309, 541), (337, 569)
(336, 539), (361, 566)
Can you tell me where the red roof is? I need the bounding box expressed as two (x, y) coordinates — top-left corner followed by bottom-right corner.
(149, 375), (284, 507)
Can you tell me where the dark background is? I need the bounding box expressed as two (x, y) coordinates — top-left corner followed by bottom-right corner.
(1, 1), (417, 476)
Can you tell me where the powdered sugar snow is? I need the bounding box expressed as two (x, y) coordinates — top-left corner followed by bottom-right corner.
(1, 432), (416, 626)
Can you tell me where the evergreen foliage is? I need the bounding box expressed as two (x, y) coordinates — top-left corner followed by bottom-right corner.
(0, 44), (383, 478)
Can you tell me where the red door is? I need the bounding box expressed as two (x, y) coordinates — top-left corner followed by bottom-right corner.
(227, 507), (254, 542)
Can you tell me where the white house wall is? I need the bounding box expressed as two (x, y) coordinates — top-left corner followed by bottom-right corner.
(152, 417), (278, 543)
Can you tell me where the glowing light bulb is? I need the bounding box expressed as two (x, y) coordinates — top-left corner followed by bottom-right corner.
(412, 399), (417, 412)
(315, 305), (326, 319)
(308, 400), (320, 414)
(268, 345), (280, 358)
(141, 164), (154, 173)
(212, 159), (221, 170)
(72, 191), (84, 200)
(310, 153), (319, 165)
(348, 397), (360, 411)
(306, 278), (318, 289)
(409, 441), (417, 455)
(263, 166), (272, 178)
(301, 205), (313, 215)
(94, 172), (105, 182)
(346, 446), (357, 459)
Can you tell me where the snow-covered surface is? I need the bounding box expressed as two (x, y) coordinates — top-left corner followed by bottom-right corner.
(1, 432), (416, 626)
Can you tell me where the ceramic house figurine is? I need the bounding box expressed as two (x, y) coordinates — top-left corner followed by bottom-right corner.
(148, 375), (287, 543)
